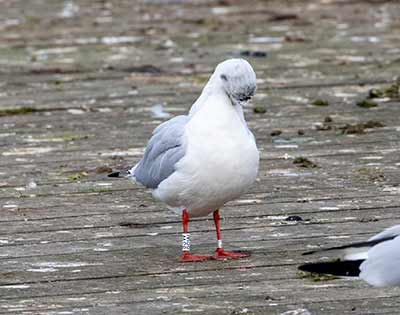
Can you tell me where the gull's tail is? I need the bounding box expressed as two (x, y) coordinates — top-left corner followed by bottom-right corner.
(298, 260), (364, 277)
(298, 239), (372, 278)
(302, 236), (395, 256)
(302, 235), (397, 262)
(108, 171), (124, 178)
(298, 237), (395, 279)
(108, 165), (137, 180)
(108, 170), (131, 178)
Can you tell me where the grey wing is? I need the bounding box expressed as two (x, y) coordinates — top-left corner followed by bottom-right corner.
(133, 115), (189, 189)
(360, 235), (400, 287)
(341, 225), (400, 260)
(303, 224), (400, 258)
(368, 224), (400, 242)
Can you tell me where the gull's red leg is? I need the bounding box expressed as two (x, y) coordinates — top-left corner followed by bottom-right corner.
(179, 209), (212, 263)
(213, 209), (250, 260)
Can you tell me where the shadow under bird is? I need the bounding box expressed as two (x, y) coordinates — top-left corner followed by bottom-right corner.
(299, 224), (400, 287)
(109, 58), (259, 262)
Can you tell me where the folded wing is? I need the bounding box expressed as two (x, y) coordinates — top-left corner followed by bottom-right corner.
(132, 115), (189, 189)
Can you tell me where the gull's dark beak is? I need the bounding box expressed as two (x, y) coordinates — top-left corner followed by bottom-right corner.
(229, 92), (253, 107)
(237, 95), (253, 107)
(239, 95), (252, 102)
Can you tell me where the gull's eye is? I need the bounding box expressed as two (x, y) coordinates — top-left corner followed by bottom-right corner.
(220, 74), (228, 81)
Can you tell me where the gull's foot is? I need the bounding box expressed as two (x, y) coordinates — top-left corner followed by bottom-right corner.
(213, 248), (251, 260)
(179, 251), (212, 263)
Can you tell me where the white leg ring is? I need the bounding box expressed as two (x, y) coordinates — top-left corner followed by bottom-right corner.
(182, 233), (191, 251)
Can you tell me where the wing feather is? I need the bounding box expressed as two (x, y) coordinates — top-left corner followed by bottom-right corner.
(133, 115), (189, 188)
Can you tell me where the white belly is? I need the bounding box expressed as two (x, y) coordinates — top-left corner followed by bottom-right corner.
(153, 94), (259, 217)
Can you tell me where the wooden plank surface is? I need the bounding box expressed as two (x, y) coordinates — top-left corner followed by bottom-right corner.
(1, 0), (400, 314)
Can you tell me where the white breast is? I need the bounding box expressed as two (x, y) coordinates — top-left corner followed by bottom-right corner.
(154, 93), (259, 217)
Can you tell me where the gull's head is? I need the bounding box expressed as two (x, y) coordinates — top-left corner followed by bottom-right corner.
(213, 58), (257, 106)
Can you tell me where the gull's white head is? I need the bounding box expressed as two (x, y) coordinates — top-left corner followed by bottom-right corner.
(211, 58), (257, 105)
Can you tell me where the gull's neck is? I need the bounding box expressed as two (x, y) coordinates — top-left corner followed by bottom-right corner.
(188, 75), (251, 131)
(233, 101), (247, 126)
(191, 89), (250, 135)
(189, 73), (224, 117)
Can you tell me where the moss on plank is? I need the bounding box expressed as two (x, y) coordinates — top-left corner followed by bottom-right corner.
(298, 271), (340, 282)
(356, 100), (378, 108)
(311, 99), (329, 106)
(0, 107), (39, 117)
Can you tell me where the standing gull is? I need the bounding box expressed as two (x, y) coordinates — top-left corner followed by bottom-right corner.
(299, 225), (400, 287)
(110, 59), (259, 262)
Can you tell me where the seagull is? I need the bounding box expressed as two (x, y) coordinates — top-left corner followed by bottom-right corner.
(299, 225), (400, 287)
(110, 59), (259, 262)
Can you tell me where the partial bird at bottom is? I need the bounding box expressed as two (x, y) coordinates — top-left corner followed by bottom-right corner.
(299, 224), (400, 287)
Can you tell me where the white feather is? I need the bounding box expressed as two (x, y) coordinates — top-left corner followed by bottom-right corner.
(152, 59), (259, 217)
(343, 248), (369, 261)
(360, 235), (400, 287)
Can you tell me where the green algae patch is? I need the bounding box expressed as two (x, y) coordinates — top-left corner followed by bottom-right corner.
(384, 81), (400, 99)
(311, 99), (329, 106)
(67, 172), (89, 181)
(368, 81), (399, 99)
(354, 167), (385, 183)
(298, 271), (340, 282)
(253, 105), (267, 113)
(356, 100), (378, 108)
(368, 88), (384, 99)
(339, 120), (385, 135)
(0, 107), (39, 117)
(293, 157), (318, 168)
(56, 134), (91, 141)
